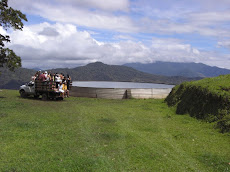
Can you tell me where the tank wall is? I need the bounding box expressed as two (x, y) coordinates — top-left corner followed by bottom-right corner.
(70, 86), (172, 99)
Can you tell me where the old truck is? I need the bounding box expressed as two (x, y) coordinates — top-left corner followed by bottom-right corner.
(19, 80), (64, 100)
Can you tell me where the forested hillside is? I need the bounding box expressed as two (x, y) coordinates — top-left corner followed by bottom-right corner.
(0, 67), (35, 89)
(52, 62), (199, 84)
(0, 62), (201, 89)
(124, 61), (230, 77)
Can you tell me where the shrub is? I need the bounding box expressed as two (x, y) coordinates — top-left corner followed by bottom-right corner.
(165, 75), (230, 133)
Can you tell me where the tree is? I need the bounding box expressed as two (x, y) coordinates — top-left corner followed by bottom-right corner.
(0, 0), (27, 71)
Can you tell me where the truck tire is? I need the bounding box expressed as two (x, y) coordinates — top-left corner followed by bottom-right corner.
(42, 93), (48, 101)
(34, 95), (39, 99)
(20, 90), (27, 98)
(56, 97), (63, 101)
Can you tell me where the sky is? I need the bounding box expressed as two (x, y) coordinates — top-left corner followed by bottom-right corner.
(1, 0), (230, 69)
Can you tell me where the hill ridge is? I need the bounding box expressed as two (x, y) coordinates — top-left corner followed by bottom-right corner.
(124, 61), (230, 77)
(0, 62), (201, 89)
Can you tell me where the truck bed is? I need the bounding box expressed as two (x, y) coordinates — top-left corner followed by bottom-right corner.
(35, 80), (57, 92)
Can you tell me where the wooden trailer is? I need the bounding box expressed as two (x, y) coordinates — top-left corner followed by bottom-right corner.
(35, 80), (63, 100)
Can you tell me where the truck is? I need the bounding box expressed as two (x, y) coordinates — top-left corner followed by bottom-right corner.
(19, 80), (64, 100)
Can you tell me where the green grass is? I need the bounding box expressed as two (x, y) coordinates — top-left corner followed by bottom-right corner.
(188, 74), (230, 97)
(165, 74), (230, 133)
(0, 89), (230, 171)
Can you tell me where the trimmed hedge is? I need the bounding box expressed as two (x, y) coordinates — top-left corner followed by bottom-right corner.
(165, 75), (230, 133)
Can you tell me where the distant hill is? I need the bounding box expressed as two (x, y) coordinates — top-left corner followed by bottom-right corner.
(0, 62), (201, 89)
(124, 61), (230, 77)
(0, 67), (36, 90)
(51, 62), (200, 85)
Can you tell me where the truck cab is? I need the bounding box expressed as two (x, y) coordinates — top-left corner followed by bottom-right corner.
(19, 81), (36, 98)
(19, 80), (64, 100)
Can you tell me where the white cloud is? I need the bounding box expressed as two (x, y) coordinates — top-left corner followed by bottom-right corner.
(57, 0), (130, 12)
(39, 27), (59, 37)
(39, 4), (136, 32)
(4, 0), (230, 69)
(218, 41), (230, 49)
(5, 23), (145, 68)
(131, 0), (230, 38)
(8, 0), (135, 33)
(137, 16), (230, 38)
(8, 0), (230, 38)
(113, 34), (135, 41)
(149, 38), (202, 63)
(4, 23), (229, 69)
(189, 12), (230, 25)
(9, 0), (129, 12)
(0, 27), (7, 35)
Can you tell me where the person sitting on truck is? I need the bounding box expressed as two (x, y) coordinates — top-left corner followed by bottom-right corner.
(44, 71), (48, 77)
(55, 74), (61, 88)
(60, 73), (64, 80)
(31, 71), (39, 81)
(50, 72), (54, 81)
(44, 71), (50, 81)
(48, 71), (52, 81)
(58, 81), (64, 98)
(35, 70), (41, 80)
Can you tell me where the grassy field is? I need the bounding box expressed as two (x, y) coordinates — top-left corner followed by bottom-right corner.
(0, 89), (230, 171)
(165, 74), (230, 133)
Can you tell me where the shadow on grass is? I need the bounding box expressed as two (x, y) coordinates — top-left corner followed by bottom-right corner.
(98, 118), (117, 124)
(198, 152), (229, 171)
(17, 96), (63, 101)
(0, 96), (6, 98)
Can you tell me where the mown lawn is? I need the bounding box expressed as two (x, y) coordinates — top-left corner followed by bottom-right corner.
(0, 89), (230, 171)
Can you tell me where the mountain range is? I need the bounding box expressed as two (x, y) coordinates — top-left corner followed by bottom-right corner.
(124, 61), (230, 77)
(0, 62), (200, 89)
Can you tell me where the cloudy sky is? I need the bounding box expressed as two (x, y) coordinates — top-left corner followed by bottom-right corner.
(2, 0), (230, 69)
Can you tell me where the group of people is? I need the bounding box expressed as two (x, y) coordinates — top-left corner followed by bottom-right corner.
(32, 70), (71, 98)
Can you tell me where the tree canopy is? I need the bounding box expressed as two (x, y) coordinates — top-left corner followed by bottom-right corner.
(0, 0), (27, 71)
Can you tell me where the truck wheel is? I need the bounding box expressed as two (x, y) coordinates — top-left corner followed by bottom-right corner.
(56, 97), (63, 101)
(34, 95), (39, 99)
(20, 90), (27, 98)
(42, 93), (48, 101)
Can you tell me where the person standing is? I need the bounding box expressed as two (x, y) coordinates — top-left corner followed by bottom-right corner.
(67, 74), (71, 97)
(39, 72), (47, 81)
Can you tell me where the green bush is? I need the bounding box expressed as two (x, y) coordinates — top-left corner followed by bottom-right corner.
(165, 75), (230, 133)
(216, 114), (230, 133)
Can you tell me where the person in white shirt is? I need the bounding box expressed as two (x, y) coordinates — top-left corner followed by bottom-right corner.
(55, 74), (61, 88)
(58, 82), (64, 98)
(44, 71), (50, 81)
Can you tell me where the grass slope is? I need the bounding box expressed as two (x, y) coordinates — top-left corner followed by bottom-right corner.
(0, 90), (230, 171)
(165, 74), (230, 133)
